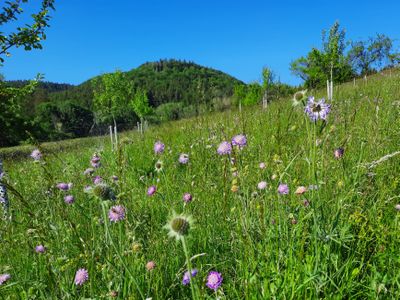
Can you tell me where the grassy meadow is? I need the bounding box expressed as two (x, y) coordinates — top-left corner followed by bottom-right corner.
(1, 70), (400, 299)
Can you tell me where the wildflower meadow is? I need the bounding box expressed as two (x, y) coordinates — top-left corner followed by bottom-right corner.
(0, 69), (399, 299)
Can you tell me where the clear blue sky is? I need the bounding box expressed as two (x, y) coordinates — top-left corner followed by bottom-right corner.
(1, 0), (400, 85)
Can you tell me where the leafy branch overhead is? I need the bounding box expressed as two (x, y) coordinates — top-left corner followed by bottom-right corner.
(0, 0), (55, 63)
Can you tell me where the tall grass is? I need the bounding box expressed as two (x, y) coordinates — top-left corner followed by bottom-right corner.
(0, 70), (399, 299)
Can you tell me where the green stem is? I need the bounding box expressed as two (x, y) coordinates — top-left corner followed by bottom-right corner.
(181, 237), (198, 300)
(101, 202), (144, 299)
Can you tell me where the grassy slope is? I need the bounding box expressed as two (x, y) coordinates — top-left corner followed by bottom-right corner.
(0, 69), (399, 299)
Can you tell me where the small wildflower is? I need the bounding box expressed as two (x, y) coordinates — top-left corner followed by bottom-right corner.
(64, 195), (74, 204)
(108, 205), (126, 222)
(154, 141), (165, 154)
(217, 141), (232, 155)
(257, 181), (267, 190)
(132, 242), (142, 252)
(179, 153), (189, 164)
(154, 160), (164, 173)
(278, 183), (289, 195)
(295, 186), (307, 195)
(74, 268), (89, 286)
(164, 213), (193, 241)
(304, 96), (331, 121)
(259, 162), (266, 169)
(93, 176), (103, 185)
(271, 174), (278, 180)
(334, 147), (344, 159)
(30, 149), (42, 161)
(206, 271), (223, 291)
(83, 168), (94, 176)
(0, 273), (11, 285)
(231, 185), (239, 193)
(146, 261), (156, 271)
(56, 183), (72, 191)
(303, 199), (310, 207)
(35, 245), (46, 253)
(147, 185), (157, 196)
(183, 193), (192, 203)
(232, 134), (247, 148)
(395, 204), (400, 211)
(91, 153), (101, 168)
(182, 269), (198, 285)
(112, 175), (119, 182)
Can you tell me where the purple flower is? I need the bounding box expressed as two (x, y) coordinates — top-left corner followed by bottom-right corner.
(334, 147), (344, 159)
(206, 271), (223, 290)
(0, 273), (11, 285)
(108, 205), (125, 222)
(183, 193), (192, 203)
(112, 175), (119, 182)
(179, 153), (189, 164)
(30, 149), (42, 161)
(74, 268), (89, 286)
(154, 141), (165, 154)
(278, 183), (289, 195)
(56, 182), (72, 191)
(217, 141), (232, 155)
(304, 97), (331, 121)
(35, 245), (46, 253)
(84, 185), (92, 193)
(232, 134), (247, 148)
(93, 176), (103, 185)
(182, 269), (198, 285)
(64, 195), (74, 204)
(91, 153), (101, 168)
(147, 185), (157, 196)
(83, 168), (94, 176)
(258, 181), (267, 190)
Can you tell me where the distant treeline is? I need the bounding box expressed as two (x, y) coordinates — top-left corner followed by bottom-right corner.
(1, 59), (296, 147)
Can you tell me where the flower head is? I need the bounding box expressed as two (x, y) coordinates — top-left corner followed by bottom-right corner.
(304, 97), (331, 121)
(83, 168), (94, 176)
(334, 147), (344, 159)
(278, 183), (289, 195)
(257, 181), (267, 190)
(35, 245), (46, 253)
(146, 261), (156, 271)
(30, 149), (42, 161)
(292, 90), (307, 106)
(206, 271), (223, 290)
(259, 162), (266, 169)
(217, 141), (232, 155)
(93, 176), (103, 185)
(108, 205), (126, 222)
(182, 269), (198, 285)
(183, 193), (193, 203)
(74, 268), (89, 286)
(295, 186), (307, 195)
(91, 153), (101, 168)
(179, 153), (189, 164)
(164, 213), (193, 241)
(92, 184), (116, 201)
(154, 141), (165, 154)
(232, 134), (247, 148)
(64, 195), (74, 204)
(395, 204), (400, 211)
(0, 273), (11, 285)
(147, 185), (157, 196)
(56, 182), (73, 191)
(154, 160), (164, 173)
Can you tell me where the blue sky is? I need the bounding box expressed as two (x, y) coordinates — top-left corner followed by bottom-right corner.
(1, 0), (400, 85)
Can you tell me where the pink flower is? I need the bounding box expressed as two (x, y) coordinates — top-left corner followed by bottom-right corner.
(74, 268), (89, 286)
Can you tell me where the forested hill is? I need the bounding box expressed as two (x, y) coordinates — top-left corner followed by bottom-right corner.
(48, 59), (244, 108)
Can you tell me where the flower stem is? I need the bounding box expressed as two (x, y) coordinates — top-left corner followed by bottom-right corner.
(181, 237), (198, 300)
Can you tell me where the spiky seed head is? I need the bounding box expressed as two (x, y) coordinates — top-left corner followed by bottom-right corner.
(165, 213), (193, 241)
(92, 184), (115, 201)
